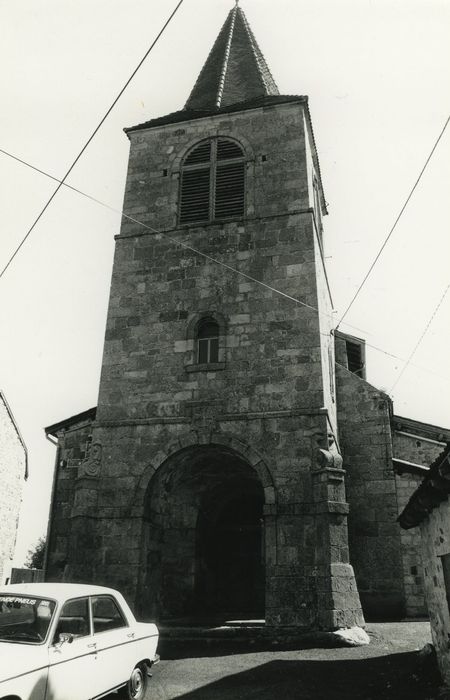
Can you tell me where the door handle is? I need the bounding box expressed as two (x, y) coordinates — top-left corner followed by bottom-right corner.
(87, 642), (97, 648)
(127, 632), (135, 639)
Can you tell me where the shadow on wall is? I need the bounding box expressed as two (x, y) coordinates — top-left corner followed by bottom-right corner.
(146, 654), (440, 700)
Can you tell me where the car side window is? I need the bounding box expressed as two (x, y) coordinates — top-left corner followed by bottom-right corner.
(92, 595), (127, 633)
(53, 597), (90, 642)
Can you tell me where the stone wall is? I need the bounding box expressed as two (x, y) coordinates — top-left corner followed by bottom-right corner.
(99, 101), (333, 426)
(393, 427), (448, 617)
(0, 394), (26, 584)
(45, 101), (364, 630)
(420, 498), (450, 686)
(393, 430), (447, 468)
(395, 471), (427, 616)
(335, 363), (405, 618)
(46, 416), (94, 581)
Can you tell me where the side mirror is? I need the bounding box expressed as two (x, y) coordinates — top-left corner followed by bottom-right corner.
(54, 632), (74, 648)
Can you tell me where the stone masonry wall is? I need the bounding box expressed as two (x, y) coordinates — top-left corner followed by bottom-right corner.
(98, 101), (333, 428)
(395, 471), (427, 616)
(75, 412), (363, 629)
(0, 395), (25, 584)
(61, 101), (363, 629)
(393, 431), (447, 617)
(420, 498), (450, 686)
(393, 431), (447, 468)
(335, 363), (405, 618)
(46, 418), (94, 581)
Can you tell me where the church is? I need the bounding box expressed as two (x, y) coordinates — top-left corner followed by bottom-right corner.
(44, 4), (449, 631)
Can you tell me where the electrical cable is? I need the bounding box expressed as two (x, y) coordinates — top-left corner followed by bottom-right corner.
(336, 114), (450, 330)
(0, 0), (185, 282)
(389, 280), (450, 393)
(0, 145), (362, 333)
(1, 144), (450, 387)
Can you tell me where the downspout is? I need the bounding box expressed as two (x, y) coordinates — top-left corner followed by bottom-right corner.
(42, 432), (60, 581)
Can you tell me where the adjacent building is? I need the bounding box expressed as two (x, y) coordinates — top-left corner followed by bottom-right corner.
(0, 390), (27, 584)
(399, 444), (450, 686)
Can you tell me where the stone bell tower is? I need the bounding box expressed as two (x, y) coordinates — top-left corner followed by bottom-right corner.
(51, 3), (364, 632)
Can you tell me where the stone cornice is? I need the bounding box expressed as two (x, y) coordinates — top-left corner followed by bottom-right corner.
(93, 407), (328, 429)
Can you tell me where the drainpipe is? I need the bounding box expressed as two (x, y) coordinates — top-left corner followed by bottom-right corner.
(42, 432), (61, 581)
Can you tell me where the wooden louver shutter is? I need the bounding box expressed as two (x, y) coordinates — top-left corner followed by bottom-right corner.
(215, 161), (245, 219)
(215, 139), (245, 220)
(180, 141), (211, 224)
(179, 138), (245, 224)
(180, 169), (210, 224)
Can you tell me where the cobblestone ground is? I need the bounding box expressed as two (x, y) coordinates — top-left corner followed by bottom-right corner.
(113, 621), (443, 700)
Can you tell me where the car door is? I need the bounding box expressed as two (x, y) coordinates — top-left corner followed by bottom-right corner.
(91, 594), (137, 692)
(47, 596), (99, 700)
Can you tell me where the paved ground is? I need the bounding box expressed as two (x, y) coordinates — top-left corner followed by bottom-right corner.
(116, 621), (444, 699)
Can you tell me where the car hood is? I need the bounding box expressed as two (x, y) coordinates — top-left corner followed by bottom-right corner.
(0, 642), (48, 682)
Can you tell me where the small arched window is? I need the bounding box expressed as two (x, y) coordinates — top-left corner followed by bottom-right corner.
(180, 138), (245, 225)
(196, 318), (220, 364)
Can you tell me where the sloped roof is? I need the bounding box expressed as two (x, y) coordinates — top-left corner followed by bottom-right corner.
(125, 94), (306, 133)
(398, 443), (450, 529)
(185, 4), (279, 111)
(45, 407), (97, 438)
(392, 414), (450, 443)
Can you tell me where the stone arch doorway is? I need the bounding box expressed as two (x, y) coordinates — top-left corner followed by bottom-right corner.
(138, 443), (266, 622)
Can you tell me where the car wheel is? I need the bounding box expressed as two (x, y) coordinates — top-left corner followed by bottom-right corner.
(120, 664), (148, 700)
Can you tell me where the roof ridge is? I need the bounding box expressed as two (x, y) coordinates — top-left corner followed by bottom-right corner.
(238, 7), (279, 96)
(184, 12), (232, 110)
(185, 5), (279, 111)
(216, 5), (239, 108)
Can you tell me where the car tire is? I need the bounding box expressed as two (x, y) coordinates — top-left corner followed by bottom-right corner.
(120, 663), (148, 700)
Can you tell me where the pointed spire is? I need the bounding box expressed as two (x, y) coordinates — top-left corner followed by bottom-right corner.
(185, 4), (279, 111)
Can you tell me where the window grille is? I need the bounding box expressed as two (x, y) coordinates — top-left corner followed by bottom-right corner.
(180, 138), (245, 225)
(197, 319), (220, 364)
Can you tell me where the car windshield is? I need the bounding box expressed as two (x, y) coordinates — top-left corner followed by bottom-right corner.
(0, 594), (56, 644)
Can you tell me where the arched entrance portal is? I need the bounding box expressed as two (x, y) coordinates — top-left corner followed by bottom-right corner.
(138, 444), (265, 622)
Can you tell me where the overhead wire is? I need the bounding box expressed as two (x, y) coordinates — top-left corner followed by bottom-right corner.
(336, 114), (450, 330)
(389, 280), (450, 394)
(1, 144), (450, 387)
(0, 145), (368, 334)
(0, 0), (185, 282)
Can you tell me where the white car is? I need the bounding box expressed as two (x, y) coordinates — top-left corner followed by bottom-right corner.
(0, 583), (159, 700)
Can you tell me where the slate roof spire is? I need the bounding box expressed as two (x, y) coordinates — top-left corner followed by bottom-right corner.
(185, 3), (279, 111)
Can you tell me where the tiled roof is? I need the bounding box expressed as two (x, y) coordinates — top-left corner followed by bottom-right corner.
(398, 443), (450, 529)
(124, 94), (306, 134)
(185, 4), (279, 111)
(393, 413), (450, 443)
(45, 407), (97, 437)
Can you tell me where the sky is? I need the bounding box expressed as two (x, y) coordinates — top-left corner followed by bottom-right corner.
(1, 0), (449, 567)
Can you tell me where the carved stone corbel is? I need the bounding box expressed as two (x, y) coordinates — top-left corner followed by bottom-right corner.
(78, 442), (102, 478)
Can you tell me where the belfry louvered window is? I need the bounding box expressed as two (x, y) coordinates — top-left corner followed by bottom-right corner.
(180, 138), (245, 224)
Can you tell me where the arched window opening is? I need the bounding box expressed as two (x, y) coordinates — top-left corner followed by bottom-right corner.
(197, 319), (220, 364)
(180, 138), (245, 225)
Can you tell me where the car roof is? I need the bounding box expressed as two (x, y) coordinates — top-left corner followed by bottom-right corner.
(0, 583), (123, 602)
